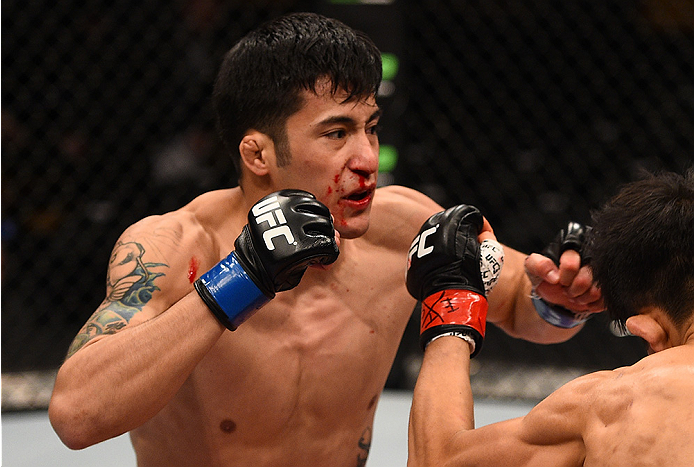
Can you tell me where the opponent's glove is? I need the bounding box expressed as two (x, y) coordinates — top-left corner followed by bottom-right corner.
(532, 221), (592, 328)
(541, 222), (592, 267)
(406, 205), (503, 357)
(194, 190), (339, 330)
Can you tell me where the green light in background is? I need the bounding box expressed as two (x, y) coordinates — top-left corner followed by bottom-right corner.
(381, 53), (399, 81)
(379, 145), (398, 173)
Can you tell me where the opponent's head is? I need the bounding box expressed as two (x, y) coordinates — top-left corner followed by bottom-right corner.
(588, 169), (694, 344)
(213, 12), (382, 181)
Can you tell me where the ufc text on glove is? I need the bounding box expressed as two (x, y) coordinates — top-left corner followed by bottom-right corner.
(194, 190), (339, 330)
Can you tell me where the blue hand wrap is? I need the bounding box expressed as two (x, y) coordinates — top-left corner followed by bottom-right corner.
(531, 295), (591, 329)
(194, 251), (271, 330)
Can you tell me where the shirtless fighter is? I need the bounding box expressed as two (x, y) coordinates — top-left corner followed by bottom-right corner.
(49, 12), (602, 466)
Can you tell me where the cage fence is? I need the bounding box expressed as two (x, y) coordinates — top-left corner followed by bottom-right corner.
(3, 0), (693, 410)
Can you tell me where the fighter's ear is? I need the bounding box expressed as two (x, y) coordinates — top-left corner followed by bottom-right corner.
(625, 310), (670, 353)
(239, 130), (275, 176)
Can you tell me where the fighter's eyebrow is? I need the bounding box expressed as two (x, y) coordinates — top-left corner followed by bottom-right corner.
(317, 108), (382, 128)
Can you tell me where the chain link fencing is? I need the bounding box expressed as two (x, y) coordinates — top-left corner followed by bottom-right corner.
(3, 0), (693, 409)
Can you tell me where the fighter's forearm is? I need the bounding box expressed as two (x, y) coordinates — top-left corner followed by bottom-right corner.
(49, 292), (225, 449)
(408, 337), (474, 467)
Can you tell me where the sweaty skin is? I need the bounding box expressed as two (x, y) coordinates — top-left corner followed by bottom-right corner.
(49, 87), (599, 466)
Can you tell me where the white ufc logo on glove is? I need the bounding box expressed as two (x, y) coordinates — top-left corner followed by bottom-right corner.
(252, 196), (295, 250)
(407, 224), (439, 269)
(406, 224), (505, 294)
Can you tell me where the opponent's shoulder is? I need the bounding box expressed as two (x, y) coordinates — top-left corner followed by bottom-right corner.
(596, 349), (694, 403)
(366, 185), (443, 249)
(518, 369), (616, 446)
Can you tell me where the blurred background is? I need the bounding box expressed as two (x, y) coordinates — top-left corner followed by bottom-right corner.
(2, 0), (693, 412)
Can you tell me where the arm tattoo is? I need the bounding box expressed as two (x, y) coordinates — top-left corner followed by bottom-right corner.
(67, 240), (167, 358)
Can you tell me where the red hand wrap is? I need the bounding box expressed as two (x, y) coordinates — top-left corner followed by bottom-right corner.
(420, 290), (488, 339)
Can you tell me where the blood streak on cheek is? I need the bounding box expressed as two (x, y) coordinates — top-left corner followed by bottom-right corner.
(333, 203), (347, 227)
(331, 172), (347, 226)
(188, 257), (200, 283)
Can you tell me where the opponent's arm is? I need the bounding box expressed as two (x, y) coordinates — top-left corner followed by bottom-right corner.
(409, 335), (590, 467)
(406, 207), (587, 466)
(405, 204), (495, 464)
(49, 190), (338, 449)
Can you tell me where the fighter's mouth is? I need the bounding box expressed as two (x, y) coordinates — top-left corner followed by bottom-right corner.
(346, 190), (371, 201)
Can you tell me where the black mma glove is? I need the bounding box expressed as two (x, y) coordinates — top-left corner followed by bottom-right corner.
(406, 205), (489, 357)
(542, 222), (592, 267)
(195, 190), (339, 330)
(533, 221), (592, 328)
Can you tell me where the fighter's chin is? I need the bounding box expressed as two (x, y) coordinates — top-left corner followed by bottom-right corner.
(335, 219), (370, 239)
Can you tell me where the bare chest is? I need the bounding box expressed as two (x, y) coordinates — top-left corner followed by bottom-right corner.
(132, 243), (416, 465)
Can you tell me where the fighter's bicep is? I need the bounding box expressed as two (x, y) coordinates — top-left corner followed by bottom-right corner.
(106, 213), (212, 308)
(447, 414), (584, 467)
(66, 217), (199, 358)
(445, 418), (536, 466)
(66, 241), (172, 358)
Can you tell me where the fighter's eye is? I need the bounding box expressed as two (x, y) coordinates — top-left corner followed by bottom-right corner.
(367, 124), (380, 135)
(326, 129), (346, 139)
